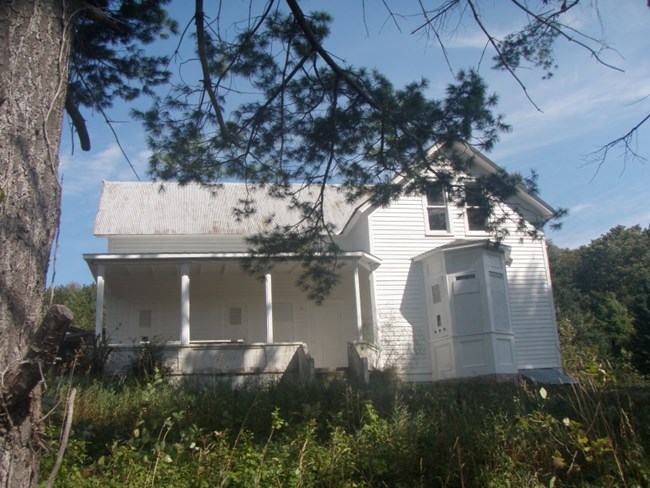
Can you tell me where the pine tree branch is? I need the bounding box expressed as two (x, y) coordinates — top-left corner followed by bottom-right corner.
(508, 0), (623, 73)
(65, 93), (90, 151)
(466, 0), (542, 112)
(285, 0), (382, 112)
(587, 111), (650, 176)
(195, 0), (231, 142)
(214, 1), (276, 91)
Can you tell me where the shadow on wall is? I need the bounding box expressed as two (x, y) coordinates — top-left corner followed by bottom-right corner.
(375, 259), (428, 378)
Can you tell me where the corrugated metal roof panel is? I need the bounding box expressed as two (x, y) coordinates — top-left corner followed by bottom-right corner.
(94, 182), (360, 236)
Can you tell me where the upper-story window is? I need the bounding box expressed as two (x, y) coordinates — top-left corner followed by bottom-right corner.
(424, 186), (449, 232)
(465, 183), (489, 232)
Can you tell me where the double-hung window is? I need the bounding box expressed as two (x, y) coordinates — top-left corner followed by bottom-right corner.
(465, 183), (489, 232)
(424, 186), (449, 232)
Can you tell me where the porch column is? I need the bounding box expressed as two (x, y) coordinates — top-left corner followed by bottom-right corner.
(94, 264), (105, 338)
(265, 273), (273, 343)
(180, 263), (190, 345)
(368, 267), (379, 343)
(353, 264), (363, 340)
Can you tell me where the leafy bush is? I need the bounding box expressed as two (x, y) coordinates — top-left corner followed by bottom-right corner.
(127, 339), (170, 380)
(40, 372), (650, 487)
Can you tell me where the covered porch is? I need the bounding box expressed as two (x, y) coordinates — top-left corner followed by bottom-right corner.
(84, 252), (381, 377)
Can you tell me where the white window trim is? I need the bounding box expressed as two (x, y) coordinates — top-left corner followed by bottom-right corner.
(464, 214), (490, 236)
(422, 191), (452, 236)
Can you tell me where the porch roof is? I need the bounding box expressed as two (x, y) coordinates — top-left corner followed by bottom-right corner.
(83, 251), (381, 278)
(412, 239), (512, 264)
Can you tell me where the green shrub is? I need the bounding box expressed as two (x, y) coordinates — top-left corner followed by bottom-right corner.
(40, 374), (650, 487)
(127, 340), (170, 380)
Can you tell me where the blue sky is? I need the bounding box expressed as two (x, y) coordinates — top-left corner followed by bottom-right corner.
(51, 0), (650, 286)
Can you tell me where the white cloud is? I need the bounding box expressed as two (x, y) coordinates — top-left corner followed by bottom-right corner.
(59, 142), (150, 196)
(443, 30), (493, 49)
(570, 203), (592, 215)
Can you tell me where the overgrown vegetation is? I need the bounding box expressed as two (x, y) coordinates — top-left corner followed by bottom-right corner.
(549, 224), (650, 383)
(40, 373), (650, 487)
(46, 283), (96, 331)
(126, 341), (171, 381)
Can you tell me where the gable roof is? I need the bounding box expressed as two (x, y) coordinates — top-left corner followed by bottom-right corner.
(94, 181), (358, 236)
(452, 142), (556, 222)
(94, 143), (556, 238)
(340, 142), (556, 233)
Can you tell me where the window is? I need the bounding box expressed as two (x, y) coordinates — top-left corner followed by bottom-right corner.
(228, 306), (243, 326)
(465, 184), (489, 232)
(138, 309), (152, 328)
(424, 186), (449, 232)
(431, 284), (442, 304)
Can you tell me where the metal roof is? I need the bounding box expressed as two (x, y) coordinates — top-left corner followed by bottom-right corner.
(450, 142), (556, 221)
(94, 181), (360, 236)
(94, 144), (556, 238)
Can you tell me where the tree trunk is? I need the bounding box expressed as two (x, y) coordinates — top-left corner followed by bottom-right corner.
(0, 1), (75, 486)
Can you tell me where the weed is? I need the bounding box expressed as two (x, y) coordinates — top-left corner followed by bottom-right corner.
(127, 339), (170, 381)
(40, 373), (650, 487)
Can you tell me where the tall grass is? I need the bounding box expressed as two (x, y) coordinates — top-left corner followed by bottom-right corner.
(40, 372), (650, 487)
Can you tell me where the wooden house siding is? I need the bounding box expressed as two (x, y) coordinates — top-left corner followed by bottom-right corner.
(504, 240), (561, 368)
(105, 267), (181, 344)
(369, 195), (445, 377)
(108, 235), (247, 253)
(367, 193), (561, 377)
(103, 261), (359, 369)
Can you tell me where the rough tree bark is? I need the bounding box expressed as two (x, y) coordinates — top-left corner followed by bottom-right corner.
(0, 1), (77, 486)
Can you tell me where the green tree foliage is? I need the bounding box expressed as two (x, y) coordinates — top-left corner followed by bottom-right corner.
(576, 225), (650, 307)
(549, 225), (650, 377)
(65, 0), (177, 152)
(586, 291), (634, 358)
(134, 0), (591, 300)
(547, 242), (584, 323)
(631, 296), (650, 374)
(68, 2), (641, 304)
(46, 283), (97, 331)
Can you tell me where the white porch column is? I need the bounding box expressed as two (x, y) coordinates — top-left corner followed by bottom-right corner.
(353, 264), (363, 340)
(180, 264), (190, 345)
(368, 267), (379, 343)
(94, 264), (105, 338)
(265, 273), (273, 343)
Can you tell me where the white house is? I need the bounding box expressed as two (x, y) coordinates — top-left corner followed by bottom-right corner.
(84, 143), (566, 383)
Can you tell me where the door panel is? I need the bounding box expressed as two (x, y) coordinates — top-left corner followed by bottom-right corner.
(309, 302), (348, 368)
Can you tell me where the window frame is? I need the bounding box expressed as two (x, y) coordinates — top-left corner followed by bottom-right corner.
(463, 183), (490, 235)
(422, 185), (452, 235)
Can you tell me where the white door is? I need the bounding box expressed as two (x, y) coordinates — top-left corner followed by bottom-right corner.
(427, 275), (455, 379)
(427, 275), (450, 341)
(309, 302), (348, 368)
